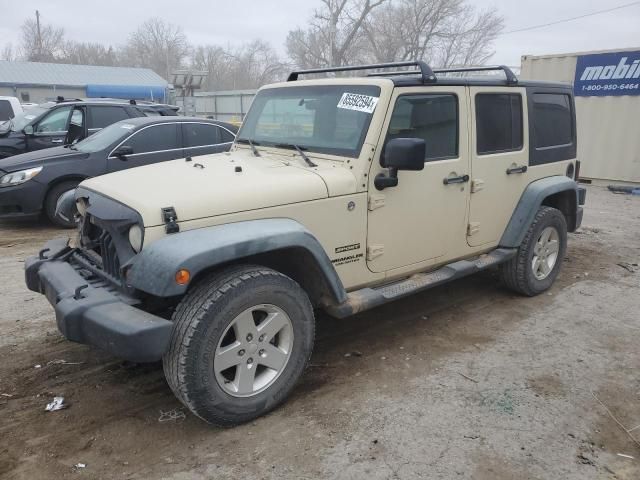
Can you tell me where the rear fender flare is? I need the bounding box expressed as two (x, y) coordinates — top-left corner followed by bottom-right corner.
(500, 176), (579, 248)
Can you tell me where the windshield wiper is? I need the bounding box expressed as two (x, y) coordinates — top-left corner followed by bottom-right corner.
(236, 138), (261, 157)
(274, 143), (317, 168)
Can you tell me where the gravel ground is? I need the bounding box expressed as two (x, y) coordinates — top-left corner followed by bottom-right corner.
(0, 184), (638, 480)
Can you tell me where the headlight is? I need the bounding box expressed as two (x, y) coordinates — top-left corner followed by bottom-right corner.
(128, 224), (143, 253)
(0, 166), (43, 187)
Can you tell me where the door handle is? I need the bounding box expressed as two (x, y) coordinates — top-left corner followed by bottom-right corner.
(506, 165), (527, 175)
(443, 174), (470, 185)
(51, 138), (63, 144)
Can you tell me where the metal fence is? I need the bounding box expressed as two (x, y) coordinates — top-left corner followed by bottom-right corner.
(175, 89), (257, 123)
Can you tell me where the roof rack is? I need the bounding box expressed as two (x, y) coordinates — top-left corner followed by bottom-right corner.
(367, 65), (518, 85)
(56, 97), (84, 103)
(435, 65), (518, 84)
(287, 61), (437, 84)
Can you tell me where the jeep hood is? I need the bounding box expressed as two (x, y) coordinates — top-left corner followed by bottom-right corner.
(80, 150), (356, 227)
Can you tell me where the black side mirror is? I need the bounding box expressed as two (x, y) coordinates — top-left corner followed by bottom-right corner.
(375, 138), (426, 190)
(113, 145), (134, 160)
(23, 125), (34, 135)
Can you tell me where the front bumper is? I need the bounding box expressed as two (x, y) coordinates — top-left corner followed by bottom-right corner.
(0, 179), (46, 218)
(25, 238), (173, 362)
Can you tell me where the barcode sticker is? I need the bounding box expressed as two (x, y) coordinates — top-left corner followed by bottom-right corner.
(337, 93), (379, 114)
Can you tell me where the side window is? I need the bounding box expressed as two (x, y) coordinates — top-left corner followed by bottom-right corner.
(88, 106), (131, 130)
(35, 106), (72, 133)
(0, 100), (14, 121)
(70, 108), (84, 127)
(475, 93), (523, 155)
(386, 94), (458, 161)
(123, 124), (179, 154)
(220, 127), (235, 143)
(183, 123), (221, 147)
(532, 94), (573, 148)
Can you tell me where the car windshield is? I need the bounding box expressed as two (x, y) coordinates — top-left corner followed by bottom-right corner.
(74, 121), (135, 153)
(7, 107), (47, 131)
(236, 84), (381, 158)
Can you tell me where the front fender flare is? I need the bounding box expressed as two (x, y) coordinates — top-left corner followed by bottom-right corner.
(499, 176), (579, 248)
(126, 218), (347, 304)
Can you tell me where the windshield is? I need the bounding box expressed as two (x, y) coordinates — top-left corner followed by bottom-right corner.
(237, 84), (381, 158)
(74, 121), (134, 153)
(8, 107), (47, 131)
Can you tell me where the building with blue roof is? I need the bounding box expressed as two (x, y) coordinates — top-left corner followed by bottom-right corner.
(0, 61), (168, 104)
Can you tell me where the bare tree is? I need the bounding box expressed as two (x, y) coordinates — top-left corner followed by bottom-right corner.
(1, 43), (16, 61)
(120, 18), (190, 79)
(62, 42), (118, 66)
(20, 16), (65, 62)
(192, 40), (286, 91)
(363, 0), (503, 67)
(434, 6), (503, 67)
(286, 0), (388, 69)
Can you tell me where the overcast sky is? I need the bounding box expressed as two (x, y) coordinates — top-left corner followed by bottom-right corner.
(0, 0), (638, 67)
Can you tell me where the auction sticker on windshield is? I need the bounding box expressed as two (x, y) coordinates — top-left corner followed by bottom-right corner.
(337, 93), (379, 113)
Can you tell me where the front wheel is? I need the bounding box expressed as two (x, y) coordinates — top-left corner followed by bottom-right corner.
(500, 206), (567, 296)
(163, 265), (315, 426)
(44, 181), (80, 228)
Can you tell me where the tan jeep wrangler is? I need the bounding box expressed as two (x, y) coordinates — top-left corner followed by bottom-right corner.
(26, 62), (586, 425)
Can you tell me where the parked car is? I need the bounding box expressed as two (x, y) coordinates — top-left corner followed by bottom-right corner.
(0, 96), (23, 122)
(25, 62), (585, 425)
(0, 116), (236, 226)
(0, 98), (179, 159)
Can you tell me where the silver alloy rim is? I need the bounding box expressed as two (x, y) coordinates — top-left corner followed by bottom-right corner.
(532, 226), (560, 280)
(214, 304), (294, 397)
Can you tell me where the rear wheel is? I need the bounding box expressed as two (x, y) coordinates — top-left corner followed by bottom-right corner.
(500, 206), (567, 296)
(44, 180), (80, 228)
(163, 265), (315, 426)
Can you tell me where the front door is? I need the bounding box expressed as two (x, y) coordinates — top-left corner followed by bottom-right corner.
(366, 86), (470, 273)
(29, 105), (72, 151)
(467, 87), (530, 247)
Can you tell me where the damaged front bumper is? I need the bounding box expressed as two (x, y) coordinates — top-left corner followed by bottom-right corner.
(25, 238), (173, 363)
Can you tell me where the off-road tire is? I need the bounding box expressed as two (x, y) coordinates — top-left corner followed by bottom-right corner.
(500, 206), (567, 296)
(163, 265), (315, 426)
(44, 180), (80, 228)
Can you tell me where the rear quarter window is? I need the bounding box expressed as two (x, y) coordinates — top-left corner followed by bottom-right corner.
(527, 89), (576, 165)
(532, 93), (573, 148)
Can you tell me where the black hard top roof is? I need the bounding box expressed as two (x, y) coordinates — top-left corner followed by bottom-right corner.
(388, 75), (571, 89)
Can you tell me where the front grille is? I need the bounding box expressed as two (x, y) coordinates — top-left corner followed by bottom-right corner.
(97, 230), (121, 280)
(76, 217), (123, 285)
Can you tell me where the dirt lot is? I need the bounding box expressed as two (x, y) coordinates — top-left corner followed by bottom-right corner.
(0, 185), (638, 480)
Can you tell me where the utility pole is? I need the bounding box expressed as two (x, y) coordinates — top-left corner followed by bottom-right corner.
(35, 10), (43, 61)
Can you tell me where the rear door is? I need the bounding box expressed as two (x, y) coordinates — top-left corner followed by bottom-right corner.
(467, 87), (530, 247)
(107, 123), (183, 172)
(87, 105), (132, 136)
(182, 122), (228, 157)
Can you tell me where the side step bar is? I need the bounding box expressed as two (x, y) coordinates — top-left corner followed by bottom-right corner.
(326, 248), (517, 318)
